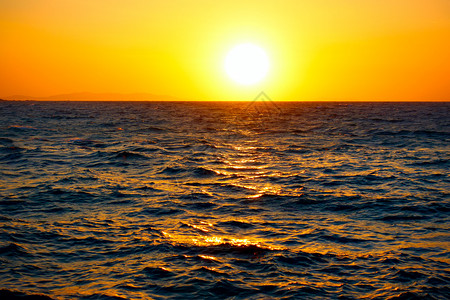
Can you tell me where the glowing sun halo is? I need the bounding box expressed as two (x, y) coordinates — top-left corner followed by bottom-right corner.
(224, 43), (270, 86)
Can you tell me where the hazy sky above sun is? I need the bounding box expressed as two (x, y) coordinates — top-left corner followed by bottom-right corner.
(1, 0), (449, 101)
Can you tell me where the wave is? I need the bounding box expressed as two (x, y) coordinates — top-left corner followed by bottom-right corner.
(113, 150), (148, 160)
(160, 166), (220, 178)
(369, 129), (450, 138)
(8, 125), (38, 130)
(0, 289), (53, 300)
(0, 243), (32, 257)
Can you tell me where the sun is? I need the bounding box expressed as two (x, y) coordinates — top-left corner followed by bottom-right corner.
(224, 43), (270, 86)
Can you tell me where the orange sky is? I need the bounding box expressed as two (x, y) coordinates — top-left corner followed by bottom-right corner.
(1, 0), (449, 101)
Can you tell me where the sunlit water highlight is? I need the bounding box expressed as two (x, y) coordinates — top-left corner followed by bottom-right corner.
(0, 101), (449, 299)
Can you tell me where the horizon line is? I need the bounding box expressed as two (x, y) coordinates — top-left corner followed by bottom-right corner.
(1, 99), (449, 103)
(1, 92), (449, 102)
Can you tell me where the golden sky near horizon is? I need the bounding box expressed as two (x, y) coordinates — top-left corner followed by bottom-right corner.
(1, 0), (449, 101)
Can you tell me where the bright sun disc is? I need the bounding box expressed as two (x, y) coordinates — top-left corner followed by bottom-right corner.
(225, 43), (269, 85)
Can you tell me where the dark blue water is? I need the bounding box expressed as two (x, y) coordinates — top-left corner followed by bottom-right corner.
(0, 101), (449, 299)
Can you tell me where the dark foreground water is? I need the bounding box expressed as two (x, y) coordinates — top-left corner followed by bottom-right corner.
(0, 100), (449, 299)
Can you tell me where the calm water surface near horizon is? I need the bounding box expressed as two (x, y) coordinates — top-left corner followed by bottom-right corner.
(0, 101), (449, 299)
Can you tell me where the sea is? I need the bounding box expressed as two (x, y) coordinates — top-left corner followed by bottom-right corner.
(0, 100), (449, 299)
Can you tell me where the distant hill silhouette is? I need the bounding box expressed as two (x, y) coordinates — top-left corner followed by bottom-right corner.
(3, 92), (184, 101)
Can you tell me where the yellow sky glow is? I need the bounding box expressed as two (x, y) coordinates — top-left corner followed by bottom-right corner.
(1, 0), (449, 101)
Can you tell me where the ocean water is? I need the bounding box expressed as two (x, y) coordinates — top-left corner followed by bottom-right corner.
(0, 100), (449, 299)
